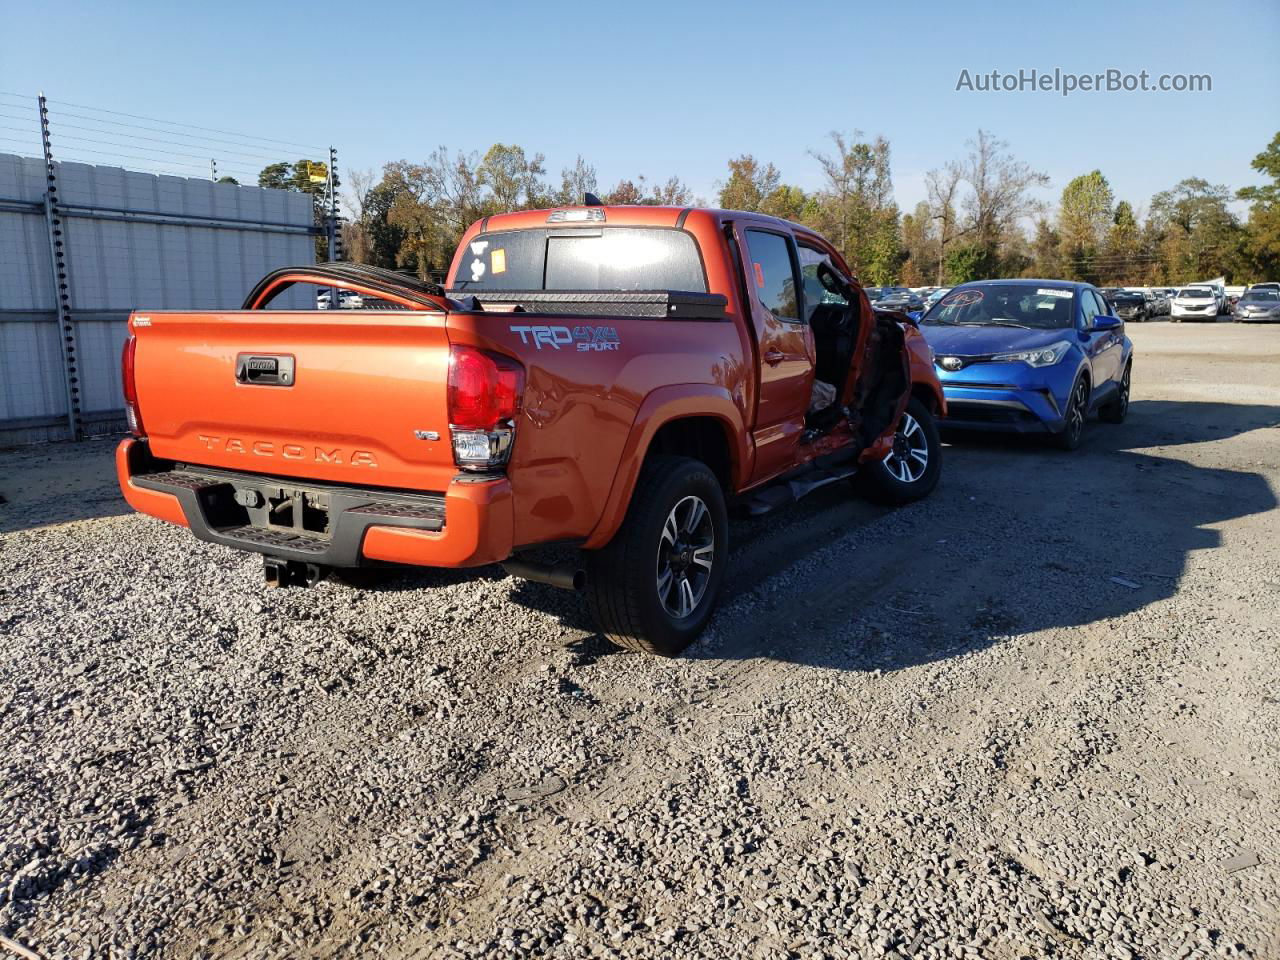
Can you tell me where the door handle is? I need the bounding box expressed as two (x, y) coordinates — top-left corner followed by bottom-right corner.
(765, 349), (785, 366)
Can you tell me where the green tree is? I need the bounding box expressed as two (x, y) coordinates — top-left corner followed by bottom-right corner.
(1027, 217), (1062, 278)
(1150, 178), (1245, 281)
(1057, 170), (1114, 282)
(944, 243), (997, 284)
(809, 132), (902, 281)
(257, 159), (339, 259)
(718, 155), (781, 212)
(1238, 131), (1280, 280)
(1100, 201), (1142, 285)
(477, 143), (547, 213)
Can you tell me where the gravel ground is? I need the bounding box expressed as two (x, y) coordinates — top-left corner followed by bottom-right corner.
(2, 322), (1278, 960)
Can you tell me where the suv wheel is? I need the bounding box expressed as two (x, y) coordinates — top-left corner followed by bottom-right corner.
(585, 456), (728, 656)
(859, 396), (942, 505)
(1054, 376), (1090, 450)
(1099, 363), (1130, 423)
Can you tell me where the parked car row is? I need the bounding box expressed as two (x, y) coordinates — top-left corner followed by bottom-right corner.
(1233, 285), (1280, 322)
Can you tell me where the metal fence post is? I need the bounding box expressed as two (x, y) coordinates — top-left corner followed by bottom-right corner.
(38, 93), (83, 441)
(326, 146), (339, 263)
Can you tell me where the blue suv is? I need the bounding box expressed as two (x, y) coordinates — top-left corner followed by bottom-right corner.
(919, 280), (1133, 450)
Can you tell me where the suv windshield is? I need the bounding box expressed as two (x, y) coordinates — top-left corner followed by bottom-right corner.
(450, 226), (707, 292)
(1178, 289), (1212, 298)
(922, 283), (1076, 329)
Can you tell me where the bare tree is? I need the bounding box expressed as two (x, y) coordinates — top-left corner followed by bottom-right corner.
(957, 129), (1049, 250)
(925, 162), (965, 284)
(555, 155), (598, 205)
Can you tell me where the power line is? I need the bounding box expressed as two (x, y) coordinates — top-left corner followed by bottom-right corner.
(40, 119), (290, 163)
(53, 130), (269, 164)
(44, 97), (323, 151)
(0, 90), (323, 158)
(47, 109), (323, 159)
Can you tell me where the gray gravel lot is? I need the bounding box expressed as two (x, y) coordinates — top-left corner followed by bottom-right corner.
(2, 322), (1278, 959)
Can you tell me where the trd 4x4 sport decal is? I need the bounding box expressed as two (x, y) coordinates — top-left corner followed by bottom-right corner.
(510, 325), (621, 352)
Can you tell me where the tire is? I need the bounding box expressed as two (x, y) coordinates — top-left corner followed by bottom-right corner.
(584, 455), (728, 656)
(858, 396), (942, 505)
(1053, 376), (1090, 450)
(1099, 363), (1130, 424)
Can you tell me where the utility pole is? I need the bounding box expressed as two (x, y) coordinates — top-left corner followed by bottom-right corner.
(210, 158), (217, 181)
(38, 92), (83, 440)
(326, 146), (338, 263)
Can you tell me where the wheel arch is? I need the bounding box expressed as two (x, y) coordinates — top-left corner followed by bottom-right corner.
(583, 385), (746, 550)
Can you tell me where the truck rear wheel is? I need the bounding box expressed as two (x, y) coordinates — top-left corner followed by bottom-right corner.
(585, 455), (728, 656)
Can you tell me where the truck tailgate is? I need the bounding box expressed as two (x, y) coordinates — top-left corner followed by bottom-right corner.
(132, 310), (457, 491)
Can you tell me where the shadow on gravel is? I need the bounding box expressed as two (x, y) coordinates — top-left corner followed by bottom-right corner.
(0, 437), (131, 534)
(679, 399), (1279, 672)
(502, 400), (1279, 670)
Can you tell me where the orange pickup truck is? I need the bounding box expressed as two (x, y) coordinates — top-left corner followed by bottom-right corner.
(117, 203), (945, 654)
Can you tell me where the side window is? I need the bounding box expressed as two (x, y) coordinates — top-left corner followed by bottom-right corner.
(1094, 291), (1112, 317)
(1080, 290), (1100, 328)
(744, 230), (800, 322)
(797, 245), (848, 322)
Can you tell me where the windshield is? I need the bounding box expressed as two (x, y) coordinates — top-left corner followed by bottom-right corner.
(1243, 291), (1279, 302)
(1178, 289), (1212, 298)
(922, 284), (1076, 329)
(1114, 291), (1142, 299)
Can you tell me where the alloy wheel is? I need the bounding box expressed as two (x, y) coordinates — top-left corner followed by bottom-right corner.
(882, 412), (930, 484)
(655, 495), (715, 619)
(1066, 380), (1088, 443)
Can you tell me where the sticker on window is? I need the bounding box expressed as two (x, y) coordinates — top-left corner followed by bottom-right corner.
(1036, 288), (1073, 298)
(753, 262), (765, 288)
(491, 249), (506, 274)
(941, 290), (983, 307)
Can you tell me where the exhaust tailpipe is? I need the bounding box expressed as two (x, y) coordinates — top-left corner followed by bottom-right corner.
(502, 558), (586, 591)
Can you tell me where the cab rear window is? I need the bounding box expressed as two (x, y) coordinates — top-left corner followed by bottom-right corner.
(452, 227), (706, 292)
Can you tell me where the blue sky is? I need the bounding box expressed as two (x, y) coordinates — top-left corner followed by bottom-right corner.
(2, 0), (1278, 219)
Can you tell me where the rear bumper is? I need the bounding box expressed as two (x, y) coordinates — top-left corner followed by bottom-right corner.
(116, 437), (513, 568)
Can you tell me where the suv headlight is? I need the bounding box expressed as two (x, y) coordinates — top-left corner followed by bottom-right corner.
(991, 340), (1072, 367)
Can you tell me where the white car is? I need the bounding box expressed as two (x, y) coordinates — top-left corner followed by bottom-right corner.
(1170, 287), (1220, 322)
(316, 290), (364, 310)
(1185, 283), (1225, 314)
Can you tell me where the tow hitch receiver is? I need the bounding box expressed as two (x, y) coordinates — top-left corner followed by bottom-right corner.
(264, 557), (328, 588)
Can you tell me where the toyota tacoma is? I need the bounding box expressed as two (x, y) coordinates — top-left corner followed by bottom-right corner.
(117, 203), (945, 655)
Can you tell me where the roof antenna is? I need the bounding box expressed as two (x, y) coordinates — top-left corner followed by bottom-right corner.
(583, 192), (603, 206)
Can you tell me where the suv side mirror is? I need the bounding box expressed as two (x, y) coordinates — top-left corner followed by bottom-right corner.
(1092, 315), (1122, 332)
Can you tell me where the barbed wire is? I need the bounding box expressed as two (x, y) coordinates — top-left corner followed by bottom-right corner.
(0, 89), (322, 152)
(0, 93), (330, 186)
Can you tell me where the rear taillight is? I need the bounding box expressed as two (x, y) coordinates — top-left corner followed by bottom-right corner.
(121, 334), (145, 437)
(446, 345), (524, 471)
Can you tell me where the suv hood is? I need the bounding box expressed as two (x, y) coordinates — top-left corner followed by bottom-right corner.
(920, 324), (1073, 356)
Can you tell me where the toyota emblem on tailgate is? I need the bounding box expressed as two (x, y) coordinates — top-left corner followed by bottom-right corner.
(235, 353), (295, 386)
